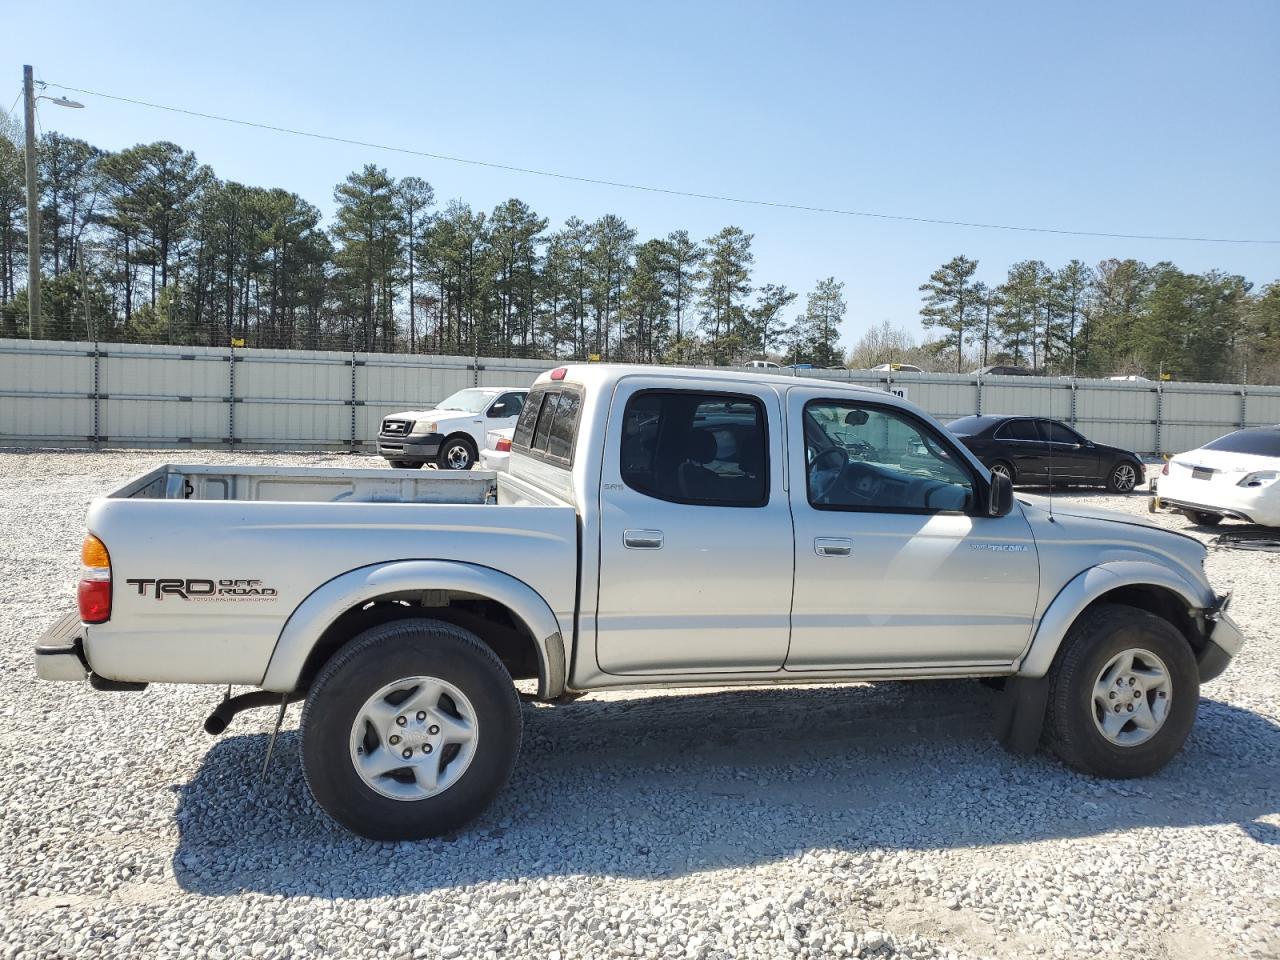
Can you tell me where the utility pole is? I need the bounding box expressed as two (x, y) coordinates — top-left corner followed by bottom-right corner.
(23, 65), (41, 339)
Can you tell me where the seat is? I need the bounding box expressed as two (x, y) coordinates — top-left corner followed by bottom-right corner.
(677, 430), (720, 500)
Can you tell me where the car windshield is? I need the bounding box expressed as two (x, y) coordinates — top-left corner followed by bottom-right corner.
(1203, 429), (1280, 457)
(436, 389), (498, 413)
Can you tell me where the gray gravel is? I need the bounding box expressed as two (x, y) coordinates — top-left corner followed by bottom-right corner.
(1, 448), (1278, 960)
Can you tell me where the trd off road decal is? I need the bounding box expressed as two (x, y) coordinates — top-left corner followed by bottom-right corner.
(124, 578), (279, 602)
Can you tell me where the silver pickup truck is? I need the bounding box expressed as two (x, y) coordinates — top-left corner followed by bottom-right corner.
(35, 365), (1245, 840)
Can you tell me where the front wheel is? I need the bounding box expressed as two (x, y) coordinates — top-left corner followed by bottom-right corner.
(1106, 461), (1141, 493)
(436, 436), (477, 471)
(1044, 604), (1198, 779)
(300, 619), (522, 840)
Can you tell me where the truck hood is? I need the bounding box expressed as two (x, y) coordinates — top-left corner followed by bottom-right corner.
(1017, 494), (1159, 531)
(388, 407), (478, 426)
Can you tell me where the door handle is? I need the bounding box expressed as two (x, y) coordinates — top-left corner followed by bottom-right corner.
(814, 537), (852, 557)
(624, 529), (664, 550)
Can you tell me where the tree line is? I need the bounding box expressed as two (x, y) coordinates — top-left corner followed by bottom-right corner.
(0, 125), (844, 365)
(1, 122), (1276, 382)
(910, 255), (1280, 383)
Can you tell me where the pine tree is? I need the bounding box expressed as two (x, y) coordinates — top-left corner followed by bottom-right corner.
(918, 255), (979, 372)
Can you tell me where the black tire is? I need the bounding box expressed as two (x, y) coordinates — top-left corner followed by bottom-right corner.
(436, 435), (477, 471)
(989, 460), (1015, 484)
(1105, 460), (1142, 494)
(300, 618), (522, 841)
(1044, 603), (1198, 779)
(1182, 509), (1223, 527)
(387, 460), (423, 470)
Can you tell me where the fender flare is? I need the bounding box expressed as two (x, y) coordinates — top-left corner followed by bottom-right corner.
(259, 560), (567, 698)
(1015, 560), (1213, 679)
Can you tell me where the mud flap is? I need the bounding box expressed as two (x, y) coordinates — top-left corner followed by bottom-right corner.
(996, 676), (1050, 755)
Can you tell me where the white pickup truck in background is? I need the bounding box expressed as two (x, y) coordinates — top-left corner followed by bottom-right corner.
(376, 386), (528, 470)
(35, 365), (1244, 840)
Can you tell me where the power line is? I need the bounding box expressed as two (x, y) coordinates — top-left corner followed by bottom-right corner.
(45, 79), (1280, 246)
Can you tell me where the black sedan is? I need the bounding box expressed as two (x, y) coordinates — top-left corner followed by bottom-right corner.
(947, 415), (1145, 493)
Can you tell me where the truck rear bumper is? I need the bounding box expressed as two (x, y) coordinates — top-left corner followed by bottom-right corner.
(34, 611), (90, 681)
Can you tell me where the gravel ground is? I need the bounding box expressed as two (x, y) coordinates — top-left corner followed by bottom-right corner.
(1, 449), (1277, 960)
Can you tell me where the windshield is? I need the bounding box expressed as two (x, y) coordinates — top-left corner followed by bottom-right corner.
(1203, 429), (1280, 457)
(435, 389), (498, 413)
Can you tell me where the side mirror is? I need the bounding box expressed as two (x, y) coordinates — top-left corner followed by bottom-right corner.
(488, 404), (507, 418)
(844, 409), (869, 426)
(988, 471), (1014, 517)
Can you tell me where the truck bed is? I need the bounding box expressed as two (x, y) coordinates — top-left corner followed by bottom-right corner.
(114, 464), (497, 504)
(83, 463), (578, 686)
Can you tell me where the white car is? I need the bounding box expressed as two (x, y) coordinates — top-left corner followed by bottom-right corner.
(1155, 426), (1280, 527)
(480, 427), (515, 472)
(744, 360), (780, 370)
(377, 387), (528, 470)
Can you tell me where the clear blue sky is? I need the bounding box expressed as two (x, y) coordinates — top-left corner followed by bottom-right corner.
(7, 0), (1279, 348)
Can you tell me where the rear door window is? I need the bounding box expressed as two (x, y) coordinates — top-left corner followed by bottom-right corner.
(997, 419), (1039, 442)
(620, 391), (768, 506)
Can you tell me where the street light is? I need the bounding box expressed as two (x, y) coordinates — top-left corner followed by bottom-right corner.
(23, 65), (85, 340)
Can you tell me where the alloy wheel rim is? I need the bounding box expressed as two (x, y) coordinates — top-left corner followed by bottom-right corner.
(348, 676), (479, 801)
(1090, 648), (1171, 746)
(446, 444), (471, 469)
(992, 464), (1012, 479)
(1113, 464), (1137, 491)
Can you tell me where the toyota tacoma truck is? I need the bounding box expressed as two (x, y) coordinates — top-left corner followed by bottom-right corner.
(34, 365), (1245, 840)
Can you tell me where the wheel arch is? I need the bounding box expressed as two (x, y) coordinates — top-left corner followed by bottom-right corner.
(1017, 561), (1212, 679)
(260, 560), (567, 700)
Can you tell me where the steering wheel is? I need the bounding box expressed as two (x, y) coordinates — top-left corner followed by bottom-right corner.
(808, 446), (848, 501)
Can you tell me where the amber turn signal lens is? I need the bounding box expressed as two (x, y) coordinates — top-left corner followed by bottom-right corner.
(81, 534), (110, 568)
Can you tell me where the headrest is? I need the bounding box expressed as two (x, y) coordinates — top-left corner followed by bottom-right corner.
(685, 429), (718, 465)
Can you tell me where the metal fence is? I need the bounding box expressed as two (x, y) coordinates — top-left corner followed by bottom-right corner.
(2, 338), (1279, 454)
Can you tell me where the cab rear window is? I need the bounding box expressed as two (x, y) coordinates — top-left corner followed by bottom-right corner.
(512, 385), (583, 466)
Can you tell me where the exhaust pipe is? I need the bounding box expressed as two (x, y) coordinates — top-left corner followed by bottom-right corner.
(204, 690), (303, 735)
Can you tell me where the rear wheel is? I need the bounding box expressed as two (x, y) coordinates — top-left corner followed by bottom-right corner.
(1106, 461), (1141, 493)
(301, 619), (522, 840)
(437, 436), (477, 471)
(989, 461), (1015, 484)
(1182, 509), (1223, 527)
(1044, 604), (1198, 778)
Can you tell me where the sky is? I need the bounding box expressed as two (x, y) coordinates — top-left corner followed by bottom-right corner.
(5, 0), (1279, 349)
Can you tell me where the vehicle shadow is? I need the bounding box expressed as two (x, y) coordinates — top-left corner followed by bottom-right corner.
(171, 681), (1279, 897)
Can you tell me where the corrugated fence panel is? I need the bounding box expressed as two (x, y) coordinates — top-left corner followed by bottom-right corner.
(1246, 387), (1280, 427)
(1072, 382), (1158, 454)
(0, 340), (94, 441)
(5, 339), (1280, 453)
(236, 348), (351, 446)
(100, 344), (230, 443)
(1161, 382), (1243, 453)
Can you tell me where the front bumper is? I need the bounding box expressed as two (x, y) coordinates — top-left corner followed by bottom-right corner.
(377, 432), (444, 462)
(34, 610), (90, 681)
(1199, 593), (1245, 683)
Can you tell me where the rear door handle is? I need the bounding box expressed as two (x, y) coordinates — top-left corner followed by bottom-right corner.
(624, 529), (664, 550)
(814, 537), (852, 557)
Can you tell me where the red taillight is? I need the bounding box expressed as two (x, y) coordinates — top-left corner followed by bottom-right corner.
(549, 367), (567, 381)
(496, 437), (512, 452)
(78, 579), (111, 623)
(1161, 461), (1170, 476)
(78, 533), (111, 623)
